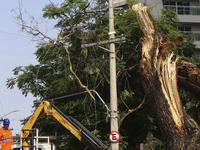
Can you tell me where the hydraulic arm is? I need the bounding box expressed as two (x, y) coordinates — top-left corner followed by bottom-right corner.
(22, 100), (109, 150)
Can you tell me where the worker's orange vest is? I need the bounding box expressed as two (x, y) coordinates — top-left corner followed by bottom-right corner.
(0, 127), (13, 150)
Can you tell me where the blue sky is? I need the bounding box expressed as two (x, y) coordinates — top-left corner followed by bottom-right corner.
(0, 0), (63, 135)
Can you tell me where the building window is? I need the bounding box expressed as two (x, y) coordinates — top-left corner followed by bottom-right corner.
(163, 1), (175, 6)
(178, 25), (191, 38)
(178, 26), (200, 41)
(163, 1), (176, 10)
(177, 2), (189, 6)
(163, 1), (200, 15)
(177, 2), (189, 14)
(178, 26), (191, 32)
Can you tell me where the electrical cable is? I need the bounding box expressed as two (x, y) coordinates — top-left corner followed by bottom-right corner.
(93, 94), (97, 136)
(74, 46), (82, 74)
(84, 61), (90, 126)
(0, 101), (5, 115)
(0, 30), (30, 37)
(122, 41), (124, 60)
(89, 0), (101, 136)
(92, 56), (110, 135)
(86, 0), (111, 135)
(83, 146), (88, 150)
(84, 96), (90, 125)
(83, 63), (91, 126)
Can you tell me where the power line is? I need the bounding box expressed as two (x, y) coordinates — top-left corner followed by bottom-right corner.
(0, 30), (30, 37)
(0, 101), (5, 115)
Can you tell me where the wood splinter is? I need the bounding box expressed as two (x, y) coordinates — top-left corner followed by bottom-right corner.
(159, 37), (185, 59)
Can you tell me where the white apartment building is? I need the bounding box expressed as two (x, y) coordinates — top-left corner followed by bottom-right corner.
(114, 0), (200, 52)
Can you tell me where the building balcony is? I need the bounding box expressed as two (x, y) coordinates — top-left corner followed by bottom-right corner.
(163, 5), (200, 15)
(163, 5), (200, 23)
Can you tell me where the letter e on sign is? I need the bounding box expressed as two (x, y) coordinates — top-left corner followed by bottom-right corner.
(109, 131), (120, 143)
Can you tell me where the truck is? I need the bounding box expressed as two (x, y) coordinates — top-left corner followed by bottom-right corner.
(19, 89), (110, 150)
(13, 130), (56, 150)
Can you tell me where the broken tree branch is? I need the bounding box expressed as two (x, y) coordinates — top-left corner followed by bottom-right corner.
(178, 60), (200, 97)
(119, 95), (146, 128)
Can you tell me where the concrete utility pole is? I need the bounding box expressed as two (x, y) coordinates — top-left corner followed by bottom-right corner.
(81, 2), (123, 149)
(109, 0), (119, 149)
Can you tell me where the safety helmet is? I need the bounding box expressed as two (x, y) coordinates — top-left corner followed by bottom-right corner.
(3, 118), (10, 125)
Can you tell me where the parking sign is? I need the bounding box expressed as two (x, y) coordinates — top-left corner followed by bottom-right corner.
(109, 131), (120, 143)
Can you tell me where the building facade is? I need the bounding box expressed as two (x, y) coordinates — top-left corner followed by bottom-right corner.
(142, 0), (200, 51)
(114, 0), (200, 52)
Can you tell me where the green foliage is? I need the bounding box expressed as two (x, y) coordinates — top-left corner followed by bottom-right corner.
(143, 132), (161, 150)
(179, 87), (200, 124)
(156, 8), (179, 36)
(174, 34), (198, 57)
(7, 0), (199, 149)
(122, 89), (134, 99)
(43, 0), (88, 19)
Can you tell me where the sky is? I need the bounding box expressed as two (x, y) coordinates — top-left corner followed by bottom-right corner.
(0, 0), (64, 136)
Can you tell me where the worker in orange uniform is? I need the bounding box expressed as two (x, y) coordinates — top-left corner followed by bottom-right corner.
(0, 119), (13, 150)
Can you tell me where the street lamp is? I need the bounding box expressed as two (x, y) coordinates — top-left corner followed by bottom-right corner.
(0, 110), (20, 118)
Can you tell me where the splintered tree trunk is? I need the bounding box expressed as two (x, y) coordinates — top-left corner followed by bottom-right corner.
(132, 3), (200, 150)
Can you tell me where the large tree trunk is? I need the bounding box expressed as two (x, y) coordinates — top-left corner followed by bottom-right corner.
(132, 3), (200, 150)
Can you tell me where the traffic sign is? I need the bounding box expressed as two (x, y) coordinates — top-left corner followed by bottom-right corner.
(109, 131), (120, 143)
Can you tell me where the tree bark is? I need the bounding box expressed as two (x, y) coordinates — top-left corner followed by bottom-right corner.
(132, 3), (200, 150)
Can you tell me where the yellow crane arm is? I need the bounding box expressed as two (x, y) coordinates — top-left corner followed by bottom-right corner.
(22, 100), (109, 150)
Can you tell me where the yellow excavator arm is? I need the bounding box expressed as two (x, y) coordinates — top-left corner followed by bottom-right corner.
(22, 100), (109, 150)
